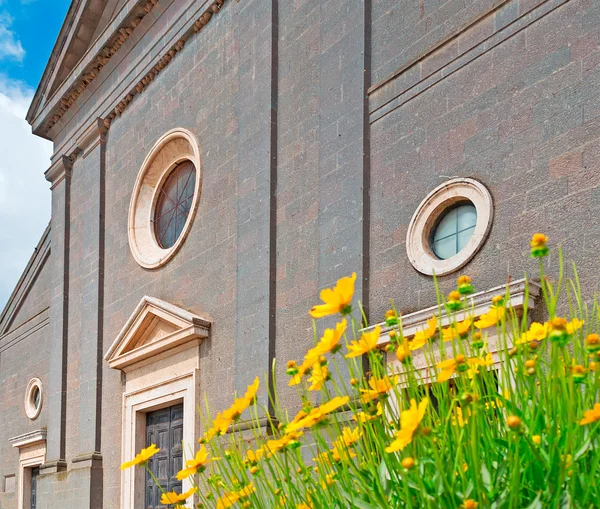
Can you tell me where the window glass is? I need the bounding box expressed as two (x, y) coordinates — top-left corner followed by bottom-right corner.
(432, 203), (477, 260)
(154, 161), (196, 249)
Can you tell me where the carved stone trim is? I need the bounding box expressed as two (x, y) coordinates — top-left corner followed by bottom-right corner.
(102, 0), (226, 130)
(406, 178), (494, 276)
(104, 295), (210, 372)
(9, 430), (47, 449)
(363, 277), (541, 346)
(44, 155), (73, 187)
(44, 0), (160, 132)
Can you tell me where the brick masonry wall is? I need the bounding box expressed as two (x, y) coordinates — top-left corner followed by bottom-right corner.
(3, 0), (600, 506)
(369, 0), (600, 319)
(101, 4), (242, 504)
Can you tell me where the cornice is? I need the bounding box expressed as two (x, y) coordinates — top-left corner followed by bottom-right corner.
(10, 429), (47, 449)
(42, 0), (228, 162)
(44, 155), (73, 187)
(102, 0), (226, 130)
(363, 278), (542, 346)
(32, 0), (160, 135)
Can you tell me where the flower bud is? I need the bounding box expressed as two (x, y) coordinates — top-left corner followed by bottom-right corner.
(532, 435), (541, 446)
(586, 334), (600, 353)
(446, 291), (463, 311)
(570, 364), (588, 384)
(401, 457), (415, 469)
(549, 317), (569, 346)
(286, 360), (299, 376)
(507, 415), (522, 430)
(385, 309), (399, 327)
(530, 233), (549, 258)
(471, 332), (484, 349)
(457, 275), (474, 295)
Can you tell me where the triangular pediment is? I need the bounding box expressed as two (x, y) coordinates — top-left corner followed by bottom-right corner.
(104, 296), (210, 371)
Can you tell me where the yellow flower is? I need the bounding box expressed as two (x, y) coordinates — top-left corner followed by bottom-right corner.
(580, 403), (600, 425)
(354, 402), (383, 423)
(286, 396), (350, 433)
(202, 378), (260, 441)
(217, 483), (256, 509)
(567, 317), (584, 335)
(411, 316), (437, 349)
(244, 448), (264, 466)
(532, 435), (541, 445)
(346, 325), (381, 358)
(474, 305), (505, 329)
(228, 377), (260, 420)
(290, 321), (348, 387)
(314, 319), (347, 356)
(335, 427), (362, 448)
(385, 398), (428, 453)
(310, 273), (356, 318)
(517, 322), (550, 344)
(160, 487), (197, 505)
(360, 375), (398, 403)
(442, 317), (472, 342)
(530, 233), (549, 258)
(436, 354), (490, 382)
(120, 444), (159, 469)
(263, 431), (304, 456)
(307, 363), (329, 391)
(462, 499), (478, 509)
(452, 406), (471, 428)
(176, 446), (218, 480)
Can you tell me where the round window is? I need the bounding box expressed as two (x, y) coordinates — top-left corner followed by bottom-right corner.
(406, 178), (493, 276)
(431, 203), (477, 260)
(153, 161), (197, 249)
(128, 128), (202, 269)
(25, 378), (43, 420)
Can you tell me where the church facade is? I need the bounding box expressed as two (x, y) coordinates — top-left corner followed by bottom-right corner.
(1, 0), (600, 507)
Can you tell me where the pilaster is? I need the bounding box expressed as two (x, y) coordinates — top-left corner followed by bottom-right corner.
(43, 155), (72, 466)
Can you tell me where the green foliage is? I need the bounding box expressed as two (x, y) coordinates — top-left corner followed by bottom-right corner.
(126, 236), (600, 509)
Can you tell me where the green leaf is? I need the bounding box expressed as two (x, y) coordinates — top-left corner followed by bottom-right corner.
(524, 493), (543, 509)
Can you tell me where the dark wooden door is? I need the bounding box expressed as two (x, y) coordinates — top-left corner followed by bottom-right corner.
(145, 404), (184, 509)
(30, 467), (39, 509)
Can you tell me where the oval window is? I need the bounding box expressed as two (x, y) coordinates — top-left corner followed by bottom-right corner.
(431, 203), (477, 260)
(153, 161), (197, 249)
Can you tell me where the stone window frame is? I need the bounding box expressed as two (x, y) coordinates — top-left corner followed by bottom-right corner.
(128, 128), (202, 269)
(24, 378), (43, 420)
(406, 178), (493, 276)
(9, 430), (46, 509)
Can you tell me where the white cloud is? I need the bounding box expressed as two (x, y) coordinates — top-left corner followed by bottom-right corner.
(0, 13), (25, 62)
(0, 75), (52, 311)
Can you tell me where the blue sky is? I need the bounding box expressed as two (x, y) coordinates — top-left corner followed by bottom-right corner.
(0, 0), (70, 311)
(1, 0), (70, 88)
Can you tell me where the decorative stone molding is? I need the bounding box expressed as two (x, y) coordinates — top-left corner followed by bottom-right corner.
(104, 295), (210, 372)
(128, 128), (202, 269)
(105, 296), (208, 508)
(406, 178), (493, 276)
(367, 278), (541, 346)
(9, 430), (47, 449)
(372, 279), (541, 386)
(24, 378), (43, 420)
(102, 0), (226, 130)
(45, 0), (160, 132)
(44, 155), (73, 187)
(10, 430), (46, 509)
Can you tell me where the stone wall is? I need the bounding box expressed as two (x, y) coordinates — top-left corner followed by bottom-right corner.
(2, 0), (600, 507)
